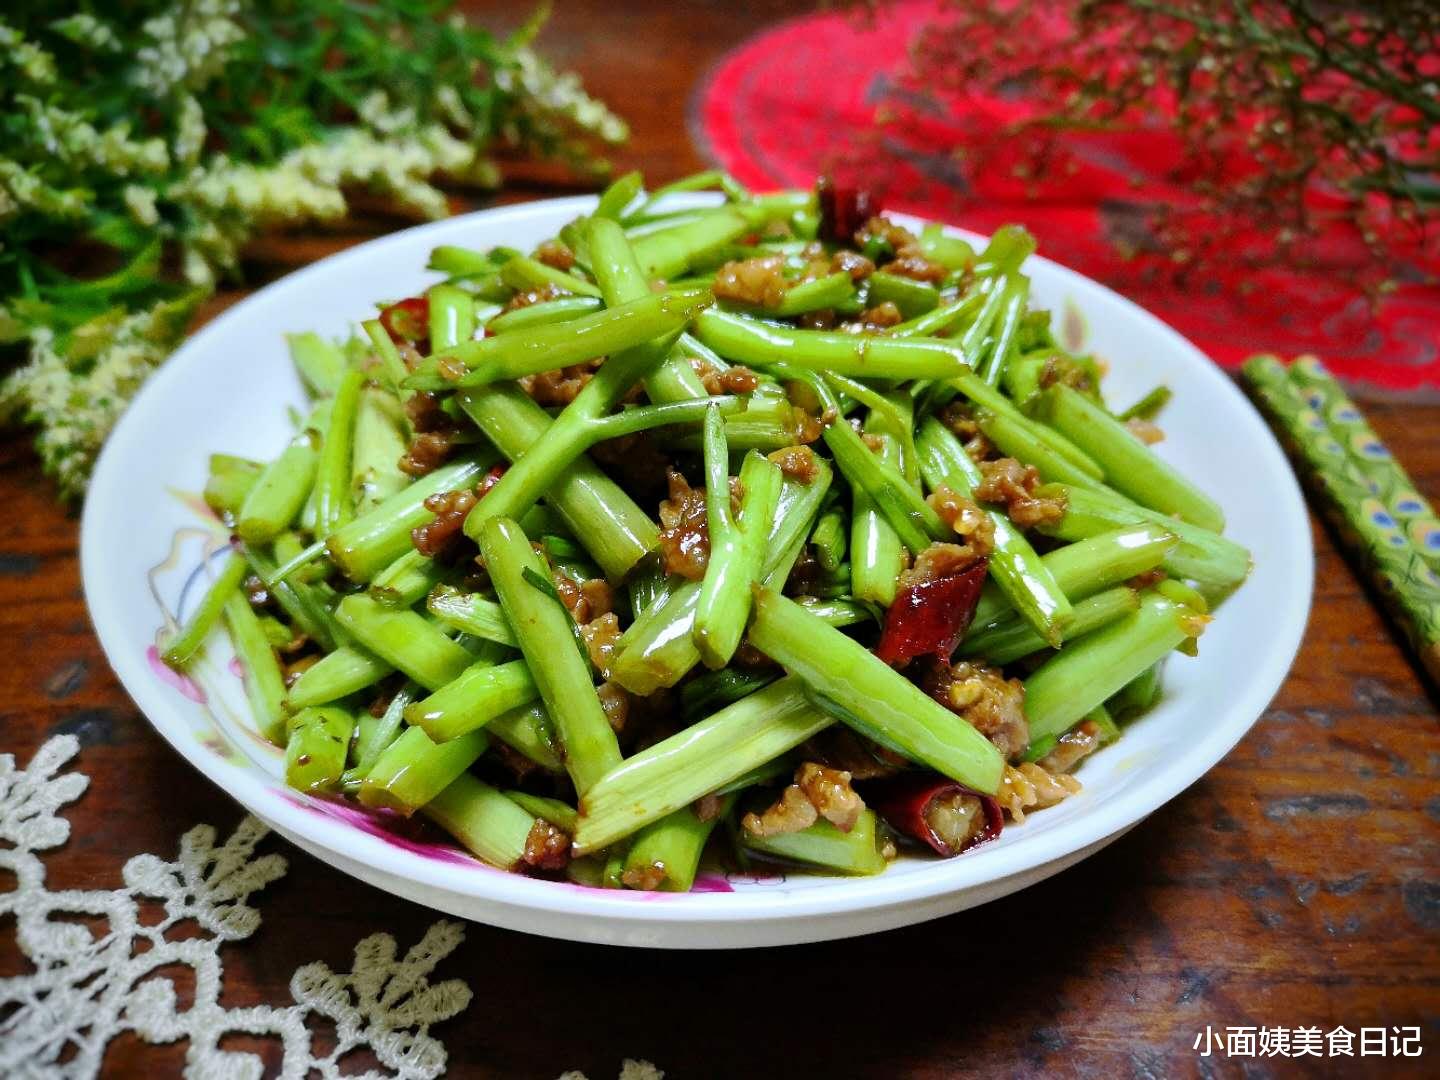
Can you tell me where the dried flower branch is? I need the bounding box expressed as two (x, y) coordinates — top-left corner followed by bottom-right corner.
(0, 1), (625, 497)
(851, 0), (1438, 291)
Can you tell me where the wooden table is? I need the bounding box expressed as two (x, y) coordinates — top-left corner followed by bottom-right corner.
(3, 2), (1436, 1075)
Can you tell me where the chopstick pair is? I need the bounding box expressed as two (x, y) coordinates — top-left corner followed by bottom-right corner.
(1243, 354), (1440, 685)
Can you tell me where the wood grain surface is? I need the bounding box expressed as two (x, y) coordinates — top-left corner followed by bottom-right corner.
(2, 2), (1436, 1076)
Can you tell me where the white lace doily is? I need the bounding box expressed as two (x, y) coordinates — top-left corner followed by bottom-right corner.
(0, 736), (661, 1080)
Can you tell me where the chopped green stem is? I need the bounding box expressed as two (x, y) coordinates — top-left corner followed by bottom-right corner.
(595, 169), (644, 219)
(959, 586), (1139, 664)
(630, 206), (760, 279)
(868, 271), (939, 319)
(810, 503), (848, 573)
(748, 589), (1004, 794)
(428, 282), (477, 352)
(287, 645), (392, 708)
(362, 319), (410, 398)
(917, 224), (976, 271)
(949, 371), (1104, 479)
(480, 516), (622, 794)
(891, 291), (986, 339)
(1035, 482), (1251, 597)
(505, 791), (578, 833)
(426, 586), (517, 647)
(974, 407), (1100, 488)
(326, 456), (496, 582)
(741, 807), (888, 876)
(610, 461), (832, 694)
(425, 773), (536, 871)
(486, 295), (604, 333)
(499, 253), (603, 299)
(970, 523), (1177, 629)
(348, 683), (419, 781)
(224, 589), (287, 743)
(369, 549), (447, 609)
(204, 454), (262, 518)
(351, 389), (409, 514)
(162, 551), (247, 668)
(917, 417), (1073, 644)
(456, 402), (715, 555)
(587, 395), (743, 441)
(574, 676), (832, 854)
(359, 726), (488, 815)
(488, 701), (564, 773)
(824, 415), (947, 555)
(240, 544), (340, 652)
(1024, 591), (1201, 742)
(427, 245), (501, 277)
(312, 367), (364, 534)
(978, 275), (1029, 388)
(1119, 385), (1173, 421)
(680, 667), (778, 721)
(1035, 385), (1225, 531)
(767, 272), (856, 317)
(588, 215), (711, 405)
(406, 659), (539, 742)
(850, 438), (906, 607)
(455, 386), (656, 582)
(236, 437), (320, 545)
(695, 310), (971, 380)
(417, 289), (712, 389)
(284, 706), (355, 793)
(287, 331), (346, 396)
(796, 597), (878, 627)
(622, 795), (736, 892)
(694, 414), (784, 668)
(334, 594), (472, 691)
(1108, 660), (1166, 718)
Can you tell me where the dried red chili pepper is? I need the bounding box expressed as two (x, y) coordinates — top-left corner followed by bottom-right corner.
(865, 772), (1003, 857)
(873, 559), (988, 665)
(379, 296), (430, 345)
(817, 175), (879, 245)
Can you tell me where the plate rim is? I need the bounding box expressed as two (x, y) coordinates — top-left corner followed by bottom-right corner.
(80, 193), (1314, 938)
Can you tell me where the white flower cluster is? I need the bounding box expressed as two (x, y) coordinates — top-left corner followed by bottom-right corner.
(500, 46), (630, 148)
(0, 19), (57, 84)
(0, 292), (201, 497)
(49, 12), (120, 51)
(18, 94), (169, 176)
(0, 160), (88, 223)
(132, 0), (244, 97)
(171, 123), (483, 285)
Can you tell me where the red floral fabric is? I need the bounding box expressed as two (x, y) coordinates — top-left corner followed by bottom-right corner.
(693, 3), (1440, 392)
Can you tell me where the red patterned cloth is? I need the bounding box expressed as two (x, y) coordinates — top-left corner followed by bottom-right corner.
(693, 3), (1440, 393)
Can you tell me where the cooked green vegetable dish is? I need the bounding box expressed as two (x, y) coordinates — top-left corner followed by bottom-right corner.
(165, 172), (1250, 890)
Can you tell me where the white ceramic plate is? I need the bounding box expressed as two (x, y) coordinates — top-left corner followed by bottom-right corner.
(82, 195), (1312, 948)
